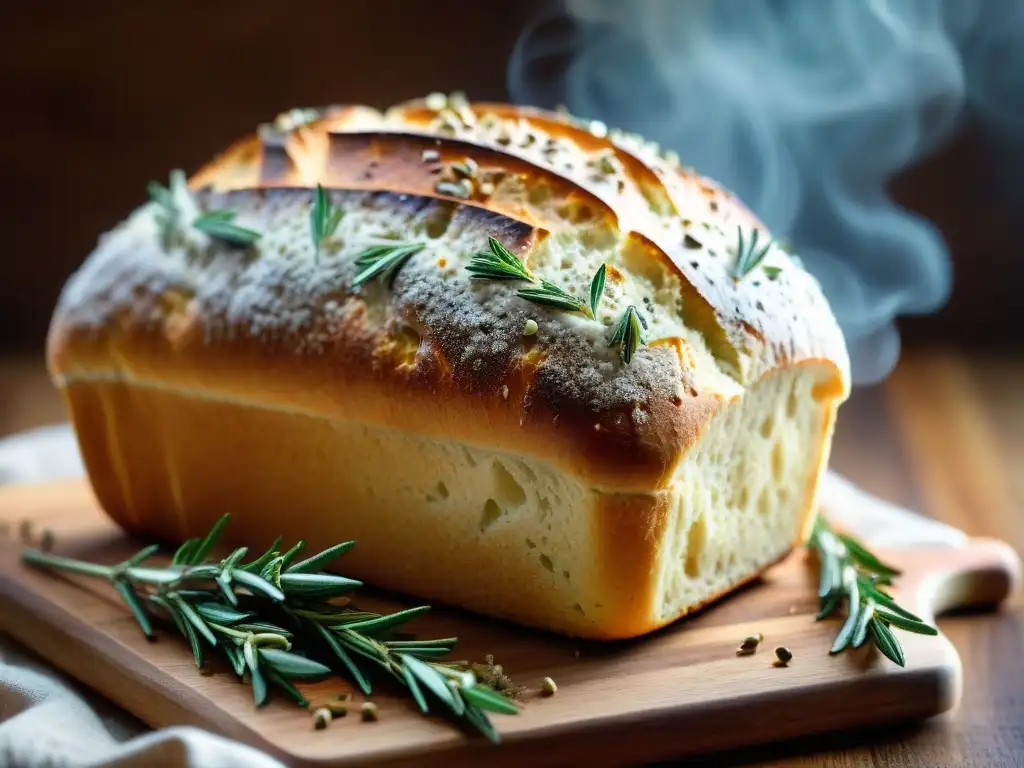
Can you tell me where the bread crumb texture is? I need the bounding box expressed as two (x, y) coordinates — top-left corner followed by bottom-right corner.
(48, 95), (851, 639)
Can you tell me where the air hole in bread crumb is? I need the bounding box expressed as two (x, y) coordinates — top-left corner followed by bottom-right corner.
(787, 386), (800, 417)
(738, 485), (750, 509)
(492, 461), (527, 508)
(517, 461), (538, 483)
(539, 554), (554, 572)
(526, 538), (537, 549)
(760, 415), (775, 439)
(684, 517), (706, 578)
(528, 185), (552, 205)
(772, 442), (785, 482)
(436, 482), (449, 499)
(758, 488), (772, 516)
(479, 499), (503, 532)
(463, 449), (477, 468)
(562, 570), (571, 581)
(573, 603), (585, 615)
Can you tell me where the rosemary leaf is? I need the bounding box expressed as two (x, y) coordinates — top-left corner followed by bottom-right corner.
(869, 617), (906, 667)
(241, 538), (283, 574)
(286, 541), (356, 574)
(589, 264), (607, 316)
(839, 534), (901, 577)
(763, 265), (782, 281)
(400, 654), (462, 715)
(313, 622), (373, 695)
(400, 661), (431, 714)
(466, 236), (534, 281)
(463, 684), (519, 715)
(464, 704), (502, 745)
(172, 539), (200, 566)
(232, 569), (285, 602)
(263, 666), (310, 707)
(193, 210), (262, 247)
(851, 601), (876, 649)
(384, 637), (458, 649)
(258, 648), (332, 680)
(223, 643), (247, 677)
(309, 184), (344, 258)
(123, 545), (161, 568)
(517, 281), (591, 317)
(279, 541), (306, 570)
(236, 621), (294, 639)
(732, 226), (773, 280)
(397, 647), (454, 659)
(873, 608), (939, 636)
(337, 606), (431, 635)
(188, 514), (231, 566)
(352, 243), (425, 287)
(171, 595), (218, 647)
(113, 579), (154, 638)
(608, 305), (648, 364)
(194, 603), (253, 625)
(171, 607), (204, 670)
(829, 569), (860, 655)
(278, 572), (363, 598)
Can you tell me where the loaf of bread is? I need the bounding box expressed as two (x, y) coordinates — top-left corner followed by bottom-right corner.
(47, 95), (850, 639)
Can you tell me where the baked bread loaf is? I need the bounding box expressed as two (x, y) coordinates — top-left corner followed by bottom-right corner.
(47, 95), (850, 640)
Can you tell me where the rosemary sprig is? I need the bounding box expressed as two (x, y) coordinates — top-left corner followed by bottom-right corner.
(352, 242), (426, 287)
(608, 305), (648, 363)
(193, 210), (262, 248)
(466, 236), (535, 281)
(309, 184), (344, 261)
(809, 515), (937, 667)
(732, 226), (773, 280)
(21, 516), (517, 743)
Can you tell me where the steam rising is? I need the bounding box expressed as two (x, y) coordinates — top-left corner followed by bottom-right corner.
(509, 0), (1024, 384)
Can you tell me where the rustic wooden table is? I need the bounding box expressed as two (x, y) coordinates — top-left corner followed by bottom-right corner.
(1, 349), (1021, 767)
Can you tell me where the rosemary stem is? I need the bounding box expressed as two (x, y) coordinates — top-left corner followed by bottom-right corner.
(21, 549), (116, 580)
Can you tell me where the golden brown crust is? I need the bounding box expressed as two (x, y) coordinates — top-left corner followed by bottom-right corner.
(48, 96), (851, 493)
(50, 186), (727, 492)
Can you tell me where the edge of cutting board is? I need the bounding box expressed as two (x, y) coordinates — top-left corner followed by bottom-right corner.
(0, 479), (1020, 767)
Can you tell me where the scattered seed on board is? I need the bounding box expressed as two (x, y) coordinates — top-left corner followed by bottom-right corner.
(361, 702), (379, 721)
(311, 694), (351, 716)
(523, 319), (538, 336)
(774, 647), (793, 667)
(541, 677), (558, 696)
(313, 708), (332, 730)
(739, 633), (763, 651)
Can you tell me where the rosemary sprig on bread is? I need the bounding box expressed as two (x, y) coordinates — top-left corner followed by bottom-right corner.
(809, 516), (938, 666)
(21, 516), (518, 743)
(468, 236), (646, 362)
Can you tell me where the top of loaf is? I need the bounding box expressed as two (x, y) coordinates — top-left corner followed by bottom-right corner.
(48, 94), (851, 492)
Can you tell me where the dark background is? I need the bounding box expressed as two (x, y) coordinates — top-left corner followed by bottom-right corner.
(1, 1), (1020, 353)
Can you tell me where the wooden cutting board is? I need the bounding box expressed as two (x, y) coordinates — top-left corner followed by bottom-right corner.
(0, 480), (1019, 767)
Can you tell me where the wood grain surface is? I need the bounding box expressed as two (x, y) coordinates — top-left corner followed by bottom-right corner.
(0, 480), (1019, 767)
(1, 348), (1023, 766)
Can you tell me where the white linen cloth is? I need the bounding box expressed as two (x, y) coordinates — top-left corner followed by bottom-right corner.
(0, 424), (966, 767)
